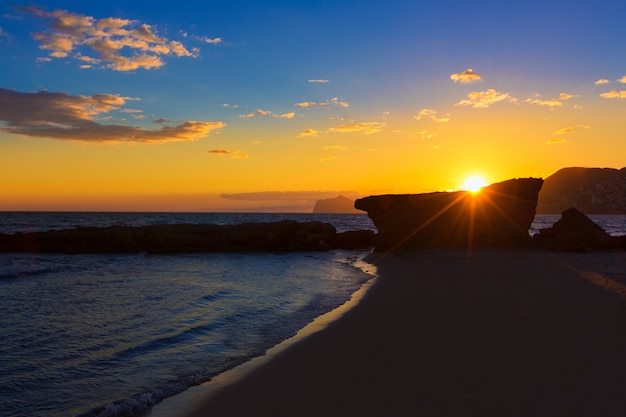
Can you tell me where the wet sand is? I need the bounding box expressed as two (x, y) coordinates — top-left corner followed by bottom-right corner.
(164, 249), (626, 417)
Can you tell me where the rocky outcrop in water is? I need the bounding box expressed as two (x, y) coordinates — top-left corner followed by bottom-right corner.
(0, 220), (375, 253)
(355, 178), (543, 251)
(533, 207), (624, 251)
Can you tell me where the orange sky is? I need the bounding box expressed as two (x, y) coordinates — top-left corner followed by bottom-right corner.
(1, 2), (625, 212)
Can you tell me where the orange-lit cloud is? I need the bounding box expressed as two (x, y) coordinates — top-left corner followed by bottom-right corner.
(208, 149), (248, 158)
(0, 87), (224, 143)
(552, 125), (590, 135)
(414, 108), (450, 123)
(455, 89), (515, 108)
(280, 112), (295, 119)
(559, 93), (573, 100)
(320, 155), (338, 162)
(547, 138), (566, 144)
(328, 122), (386, 134)
(240, 109), (271, 118)
(299, 128), (318, 137)
(619, 75), (626, 84)
(21, 6), (201, 71)
(525, 97), (562, 107)
(600, 90), (626, 99)
(450, 68), (482, 84)
(594, 79), (610, 85)
(295, 97), (349, 108)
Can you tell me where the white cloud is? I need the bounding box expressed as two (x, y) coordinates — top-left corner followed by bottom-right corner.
(594, 79), (610, 85)
(308, 79), (329, 83)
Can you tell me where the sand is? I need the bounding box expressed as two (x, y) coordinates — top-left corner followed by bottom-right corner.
(156, 249), (626, 417)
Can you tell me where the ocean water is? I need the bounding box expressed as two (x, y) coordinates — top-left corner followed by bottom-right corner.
(0, 212), (624, 417)
(0, 213), (376, 417)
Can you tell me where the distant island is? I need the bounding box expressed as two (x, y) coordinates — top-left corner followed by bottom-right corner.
(312, 195), (363, 214)
(537, 167), (626, 214)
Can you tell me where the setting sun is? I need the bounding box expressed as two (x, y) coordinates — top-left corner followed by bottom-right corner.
(462, 175), (488, 193)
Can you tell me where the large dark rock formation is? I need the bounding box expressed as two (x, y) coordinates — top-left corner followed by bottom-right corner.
(0, 220), (375, 253)
(355, 178), (543, 251)
(537, 167), (626, 214)
(533, 207), (623, 251)
(312, 195), (362, 214)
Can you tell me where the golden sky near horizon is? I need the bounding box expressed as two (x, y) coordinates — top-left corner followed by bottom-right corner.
(1, 2), (625, 211)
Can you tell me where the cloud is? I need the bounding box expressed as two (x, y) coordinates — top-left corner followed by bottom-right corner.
(552, 125), (590, 135)
(295, 97), (349, 108)
(559, 93), (573, 100)
(594, 79), (610, 85)
(308, 79), (329, 83)
(324, 145), (347, 151)
(320, 155), (338, 162)
(280, 112), (295, 119)
(525, 98), (562, 107)
(600, 90), (626, 99)
(450, 68), (483, 84)
(208, 149), (248, 158)
(222, 103), (238, 108)
(0, 87), (225, 143)
(414, 108), (450, 123)
(239, 109), (271, 118)
(299, 128), (318, 137)
(547, 138), (566, 144)
(21, 6), (200, 71)
(619, 75), (626, 84)
(328, 122), (386, 134)
(455, 89), (515, 108)
(220, 191), (360, 201)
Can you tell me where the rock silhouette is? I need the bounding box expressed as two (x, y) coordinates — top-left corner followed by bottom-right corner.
(355, 178), (543, 251)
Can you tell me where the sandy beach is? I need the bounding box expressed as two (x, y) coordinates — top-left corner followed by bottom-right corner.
(158, 249), (626, 417)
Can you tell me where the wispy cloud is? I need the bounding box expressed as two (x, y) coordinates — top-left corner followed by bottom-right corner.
(222, 103), (238, 109)
(308, 79), (329, 83)
(295, 97), (349, 108)
(552, 125), (590, 135)
(320, 155), (338, 162)
(20, 6), (202, 71)
(594, 79), (610, 85)
(547, 138), (566, 144)
(239, 109), (271, 118)
(559, 93), (573, 100)
(299, 128), (318, 137)
(618, 75), (626, 84)
(600, 90), (626, 99)
(455, 89), (515, 108)
(450, 68), (482, 84)
(0, 87), (224, 143)
(280, 112), (295, 119)
(328, 122), (386, 134)
(208, 149), (248, 158)
(414, 109), (450, 123)
(525, 98), (562, 108)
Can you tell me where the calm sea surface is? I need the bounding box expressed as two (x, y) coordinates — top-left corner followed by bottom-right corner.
(0, 212), (624, 417)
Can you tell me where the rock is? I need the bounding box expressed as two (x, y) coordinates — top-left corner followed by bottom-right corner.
(534, 207), (618, 251)
(333, 230), (376, 249)
(312, 195), (363, 214)
(537, 167), (626, 214)
(355, 178), (543, 251)
(0, 220), (341, 253)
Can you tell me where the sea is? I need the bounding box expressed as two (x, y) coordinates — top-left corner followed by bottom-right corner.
(1, 212), (624, 417)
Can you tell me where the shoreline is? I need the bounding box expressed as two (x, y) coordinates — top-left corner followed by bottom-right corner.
(158, 248), (626, 417)
(148, 253), (380, 417)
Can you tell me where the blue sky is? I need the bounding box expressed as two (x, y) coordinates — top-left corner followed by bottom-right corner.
(1, 1), (625, 211)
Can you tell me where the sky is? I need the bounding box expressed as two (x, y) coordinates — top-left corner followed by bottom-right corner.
(1, 0), (625, 212)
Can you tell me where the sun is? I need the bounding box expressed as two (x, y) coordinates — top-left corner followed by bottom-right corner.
(462, 175), (487, 193)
